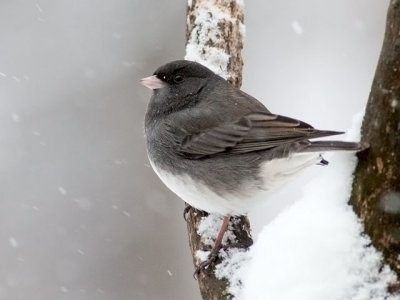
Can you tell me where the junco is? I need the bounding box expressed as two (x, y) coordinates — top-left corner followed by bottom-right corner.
(141, 60), (362, 273)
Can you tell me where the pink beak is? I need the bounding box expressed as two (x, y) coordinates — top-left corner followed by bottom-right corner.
(140, 75), (165, 90)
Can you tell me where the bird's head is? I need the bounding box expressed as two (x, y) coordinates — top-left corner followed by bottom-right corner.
(141, 60), (221, 117)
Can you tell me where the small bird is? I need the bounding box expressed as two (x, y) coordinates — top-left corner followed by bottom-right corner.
(141, 60), (362, 274)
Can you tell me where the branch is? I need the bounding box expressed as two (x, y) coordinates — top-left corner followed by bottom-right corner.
(185, 0), (244, 86)
(184, 0), (252, 299)
(350, 0), (400, 292)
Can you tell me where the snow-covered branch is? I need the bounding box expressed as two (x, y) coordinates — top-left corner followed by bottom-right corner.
(184, 1), (251, 299)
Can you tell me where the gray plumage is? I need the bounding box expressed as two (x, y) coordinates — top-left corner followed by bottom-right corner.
(143, 60), (361, 215)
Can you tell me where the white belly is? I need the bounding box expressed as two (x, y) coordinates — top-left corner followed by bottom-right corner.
(150, 159), (241, 215)
(149, 153), (320, 216)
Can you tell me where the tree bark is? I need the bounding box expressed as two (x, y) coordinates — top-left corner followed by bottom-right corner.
(184, 1), (252, 299)
(349, 0), (400, 291)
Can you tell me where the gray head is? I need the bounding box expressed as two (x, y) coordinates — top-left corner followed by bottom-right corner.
(141, 60), (223, 118)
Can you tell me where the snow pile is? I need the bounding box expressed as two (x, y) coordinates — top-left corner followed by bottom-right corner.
(185, 0), (244, 79)
(197, 214), (236, 248)
(215, 248), (250, 297)
(241, 112), (397, 300)
(196, 214), (245, 264)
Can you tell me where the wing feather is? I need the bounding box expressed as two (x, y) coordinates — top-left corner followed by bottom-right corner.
(175, 112), (342, 158)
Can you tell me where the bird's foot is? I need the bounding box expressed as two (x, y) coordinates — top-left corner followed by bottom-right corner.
(193, 215), (231, 279)
(183, 204), (207, 221)
(193, 242), (248, 279)
(193, 246), (221, 279)
(183, 204), (192, 221)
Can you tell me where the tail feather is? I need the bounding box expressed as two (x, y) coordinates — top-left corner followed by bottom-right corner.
(301, 140), (366, 153)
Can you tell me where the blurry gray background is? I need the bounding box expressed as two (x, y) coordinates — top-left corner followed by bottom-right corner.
(0, 1), (388, 299)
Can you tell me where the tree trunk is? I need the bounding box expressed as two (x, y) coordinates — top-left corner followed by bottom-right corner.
(184, 1), (253, 299)
(349, 0), (400, 292)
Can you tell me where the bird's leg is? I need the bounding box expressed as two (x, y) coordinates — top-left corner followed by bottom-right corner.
(317, 154), (329, 166)
(194, 214), (231, 278)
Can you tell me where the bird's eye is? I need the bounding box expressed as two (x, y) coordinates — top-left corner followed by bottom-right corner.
(173, 75), (183, 83)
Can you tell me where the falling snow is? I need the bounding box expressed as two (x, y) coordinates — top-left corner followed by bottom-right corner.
(379, 192), (400, 214)
(35, 2), (43, 13)
(9, 237), (18, 248)
(11, 114), (20, 122)
(291, 20), (304, 35)
(391, 98), (398, 108)
(58, 186), (67, 195)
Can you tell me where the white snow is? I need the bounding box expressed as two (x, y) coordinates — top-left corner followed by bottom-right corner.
(235, 0), (244, 7)
(196, 214), (250, 297)
(292, 20), (304, 35)
(123, 210), (131, 217)
(185, 1), (244, 79)
(197, 214), (237, 249)
(9, 237), (18, 248)
(0, 72), (7, 77)
(11, 113), (20, 122)
(196, 215), (234, 264)
(379, 192), (400, 214)
(58, 186), (67, 195)
(391, 98), (398, 109)
(215, 248), (250, 297)
(35, 2), (43, 13)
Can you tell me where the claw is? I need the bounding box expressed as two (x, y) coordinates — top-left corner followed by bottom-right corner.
(193, 250), (219, 279)
(318, 154), (329, 166)
(183, 205), (192, 221)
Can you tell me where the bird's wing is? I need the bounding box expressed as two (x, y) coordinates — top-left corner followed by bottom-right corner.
(171, 112), (343, 158)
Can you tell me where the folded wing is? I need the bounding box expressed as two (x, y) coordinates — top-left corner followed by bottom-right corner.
(175, 112), (343, 158)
